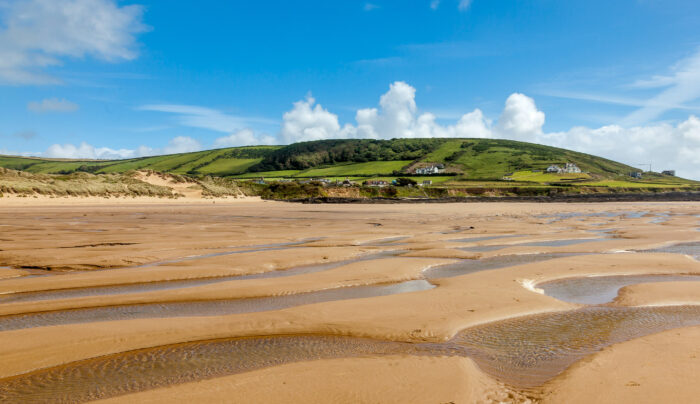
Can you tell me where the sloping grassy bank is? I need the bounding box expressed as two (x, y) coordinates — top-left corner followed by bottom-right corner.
(0, 168), (244, 199)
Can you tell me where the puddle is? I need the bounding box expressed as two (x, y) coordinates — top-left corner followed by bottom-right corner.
(460, 238), (603, 252)
(538, 274), (700, 305)
(360, 236), (410, 246)
(537, 211), (653, 224)
(1, 305), (698, 402)
(451, 235), (523, 243)
(515, 238), (601, 247)
(649, 212), (670, 224)
(623, 211), (649, 219)
(0, 250), (403, 305)
(424, 253), (582, 279)
(0, 280), (434, 332)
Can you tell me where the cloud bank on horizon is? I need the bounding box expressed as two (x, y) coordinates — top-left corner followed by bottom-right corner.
(38, 80), (700, 179)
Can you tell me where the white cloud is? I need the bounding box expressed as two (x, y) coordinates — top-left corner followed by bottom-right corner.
(458, 0), (472, 11)
(214, 129), (276, 147)
(45, 142), (139, 159)
(495, 93), (545, 138)
(43, 136), (201, 159)
(280, 95), (343, 143)
(430, 0), (441, 10)
(27, 97), (79, 112)
(162, 136), (201, 154)
(138, 104), (275, 133)
(0, 0), (147, 85)
(363, 3), (379, 11)
(623, 48), (700, 125)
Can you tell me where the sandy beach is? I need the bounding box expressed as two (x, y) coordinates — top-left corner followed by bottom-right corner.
(0, 198), (698, 402)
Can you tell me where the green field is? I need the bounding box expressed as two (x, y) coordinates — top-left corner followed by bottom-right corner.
(294, 161), (411, 177)
(510, 171), (591, 182)
(196, 158), (262, 176)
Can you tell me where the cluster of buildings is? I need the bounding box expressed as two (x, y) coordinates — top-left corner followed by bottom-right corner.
(546, 163), (582, 174)
(413, 164), (444, 175)
(363, 179), (433, 187)
(629, 170), (675, 179)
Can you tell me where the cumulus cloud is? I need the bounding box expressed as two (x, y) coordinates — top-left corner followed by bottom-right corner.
(44, 136), (201, 159)
(27, 97), (79, 112)
(45, 142), (139, 159)
(495, 93), (545, 138)
(0, 0), (147, 85)
(214, 129), (276, 148)
(280, 96), (343, 143)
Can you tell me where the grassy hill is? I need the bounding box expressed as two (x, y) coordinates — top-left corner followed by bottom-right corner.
(0, 139), (696, 188)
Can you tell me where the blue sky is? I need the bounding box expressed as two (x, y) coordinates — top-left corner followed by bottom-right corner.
(2, 0), (700, 178)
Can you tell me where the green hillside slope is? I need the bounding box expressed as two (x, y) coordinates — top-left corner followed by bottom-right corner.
(0, 146), (279, 176)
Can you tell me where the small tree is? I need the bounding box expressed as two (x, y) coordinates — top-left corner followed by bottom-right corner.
(395, 177), (417, 187)
(384, 187), (398, 197)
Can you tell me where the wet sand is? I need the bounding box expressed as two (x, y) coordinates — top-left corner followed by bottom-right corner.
(0, 200), (698, 402)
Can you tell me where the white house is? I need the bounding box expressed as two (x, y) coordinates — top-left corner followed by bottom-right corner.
(415, 166), (441, 175)
(546, 165), (561, 173)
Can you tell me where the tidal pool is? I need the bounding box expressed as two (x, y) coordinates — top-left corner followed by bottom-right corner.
(1, 305), (698, 402)
(538, 274), (700, 305)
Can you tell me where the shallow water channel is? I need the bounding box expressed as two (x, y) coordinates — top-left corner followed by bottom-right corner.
(645, 242), (700, 259)
(0, 280), (434, 332)
(0, 305), (698, 402)
(0, 250), (403, 305)
(423, 253), (582, 279)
